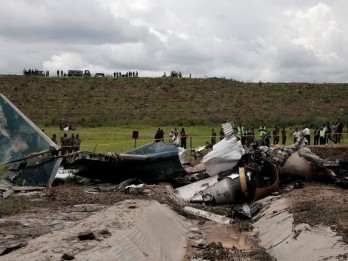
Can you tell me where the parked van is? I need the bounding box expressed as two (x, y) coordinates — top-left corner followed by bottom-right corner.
(68, 70), (91, 77)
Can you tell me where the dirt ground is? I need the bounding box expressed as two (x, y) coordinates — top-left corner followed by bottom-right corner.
(307, 144), (348, 160)
(288, 144), (348, 245)
(0, 144), (347, 260)
(0, 184), (270, 260)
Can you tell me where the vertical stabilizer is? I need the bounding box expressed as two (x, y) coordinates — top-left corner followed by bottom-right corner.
(0, 93), (58, 165)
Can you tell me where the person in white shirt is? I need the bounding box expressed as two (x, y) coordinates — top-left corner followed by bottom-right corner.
(302, 126), (310, 145)
(293, 128), (301, 143)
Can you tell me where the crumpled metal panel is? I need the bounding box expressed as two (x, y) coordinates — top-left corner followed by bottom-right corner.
(0, 93), (58, 165)
(221, 122), (234, 137)
(13, 157), (63, 187)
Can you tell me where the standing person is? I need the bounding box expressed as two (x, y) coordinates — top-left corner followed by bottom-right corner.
(57, 70), (60, 77)
(332, 121), (338, 143)
(219, 127), (225, 141)
(154, 128), (162, 142)
(211, 128), (217, 145)
(246, 128), (255, 146)
(264, 131), (271, 147)
(313, 127), (320, 145)
(281, 126), (287, 145)
(259, 124), (267, 139)
(293, 128), (301, 143)
(68, 133), (76, 153)
(60, 133), (69, 155)
(319, 127), (326, 145)
(74, 133), (81, 151)
(337, 119), (343, 143)
(237, 125), (245, 146)
(273, 126), (280, 145)
(169, 129), (174, 142)
(172, 132), (180, 145)
(51, 133), (57, 144)
(50, 134), (59, 156)
(173, 128), (178, 137)
(331, 122), (337, 143)
(302, 125), (310, 145)
(180, 128), (187, 149)
(325, 122), (332, 144)
(160, 129), (165, 141)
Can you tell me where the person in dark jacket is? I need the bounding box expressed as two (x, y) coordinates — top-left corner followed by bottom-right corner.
(180, 128), (187, 149)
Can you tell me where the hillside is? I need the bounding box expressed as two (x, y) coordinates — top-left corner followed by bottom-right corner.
(0, 75), (347, 128)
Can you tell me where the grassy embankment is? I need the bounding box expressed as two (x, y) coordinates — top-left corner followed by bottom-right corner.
(1, 75), (347, 152)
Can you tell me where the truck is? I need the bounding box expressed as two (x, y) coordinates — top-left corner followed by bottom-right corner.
(67, 70), (91, 77)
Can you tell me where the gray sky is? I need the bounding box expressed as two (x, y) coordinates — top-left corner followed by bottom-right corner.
(1, 0), (348, 82)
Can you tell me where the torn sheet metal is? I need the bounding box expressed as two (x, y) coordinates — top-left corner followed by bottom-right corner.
(202, 136), (244, 176)
(278, 150), (338, 182)
(221, 122), (234, 137)
(0, 93), (58, 165)
(63, 142), (187, 183)
(183, 206), (233, 224)
(233, 203), (262, 219)
(183, 157), (279, 205)
(174, 175), (220, 201)
(12, 156), (63, 187)
(268, 138), (339, 183)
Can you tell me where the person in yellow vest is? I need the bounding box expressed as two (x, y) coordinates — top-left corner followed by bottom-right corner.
(237, 125), (245, 146)
(259, 124), (267, 138)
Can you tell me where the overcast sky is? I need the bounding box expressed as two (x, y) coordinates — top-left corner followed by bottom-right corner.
(1, 0), (348, 82)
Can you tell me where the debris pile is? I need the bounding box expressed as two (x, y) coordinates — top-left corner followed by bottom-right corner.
(1, 92), (348, 260)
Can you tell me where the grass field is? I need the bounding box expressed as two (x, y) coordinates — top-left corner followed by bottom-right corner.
(1, 75), (348, 129)
(1, 75), (347, 153)
(41, 125), (348, 153)
(41, 125), (221, 153)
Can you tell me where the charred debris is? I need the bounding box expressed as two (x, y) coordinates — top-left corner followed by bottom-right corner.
(1, 92), (348, 214)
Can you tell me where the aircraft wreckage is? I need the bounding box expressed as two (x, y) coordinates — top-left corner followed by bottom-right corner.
(0, 93), (347, 204)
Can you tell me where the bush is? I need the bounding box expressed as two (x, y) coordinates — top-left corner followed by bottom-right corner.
(0, 196), (29, 216)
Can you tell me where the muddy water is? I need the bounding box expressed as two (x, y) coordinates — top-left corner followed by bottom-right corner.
(204, 223), (253, 249)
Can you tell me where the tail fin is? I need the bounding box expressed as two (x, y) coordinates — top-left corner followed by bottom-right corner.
(0, 93), (58, 165)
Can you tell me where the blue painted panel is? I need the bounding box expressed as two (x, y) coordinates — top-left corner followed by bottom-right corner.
(0, 93), (58, 165)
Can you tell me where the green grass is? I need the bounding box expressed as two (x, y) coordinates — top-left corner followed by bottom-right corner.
(1, 75), (348, 153)
(40, 125), (348, 154)
(1, 75), (348, 129)
(41, 125), (221, 153)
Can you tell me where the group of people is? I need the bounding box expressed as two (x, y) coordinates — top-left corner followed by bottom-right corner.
(156, 120), (345, 150)
(211, 127), (229, 145)
(240, 121), (345, 148)
(113, 71), (138, 78)
(170, 71), (182, 77)
(51, 133), (81, 155)
(59, 119), (76, 131)
(154, 127), (187, 148)
(56, 70), (64, 77)
(233, 119), (344, 148)
(294, 119), (344, 145)
(23, 68), (49, 77)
